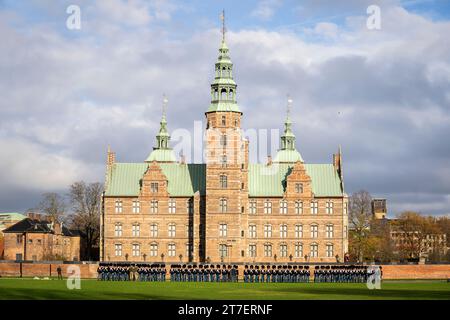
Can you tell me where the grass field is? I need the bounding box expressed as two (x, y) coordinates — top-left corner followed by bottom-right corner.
(0, 278), (449, 300)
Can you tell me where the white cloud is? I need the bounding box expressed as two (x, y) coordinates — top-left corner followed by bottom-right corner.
(251, 0), (282, 20)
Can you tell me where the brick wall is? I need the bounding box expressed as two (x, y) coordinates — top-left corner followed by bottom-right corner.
(380, 264), (450, 280)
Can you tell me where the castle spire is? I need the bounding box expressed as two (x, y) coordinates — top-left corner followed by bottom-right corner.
(206, 11), (241, 113)
(273, 96), (304, 163)
(145, 95), (176, 162)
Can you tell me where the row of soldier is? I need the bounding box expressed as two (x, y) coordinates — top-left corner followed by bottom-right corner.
(170, 264), (239, 282)
(98, 263), (380, 283)
(97, 263), (166, 281)
(244, 265), (311, 283)
(313, 265), (381, 283)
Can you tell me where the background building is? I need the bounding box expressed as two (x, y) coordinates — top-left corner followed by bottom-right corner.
(100, 31), (349, 264)
(2, 213), (81, 261)
(0, 212), (26, 259)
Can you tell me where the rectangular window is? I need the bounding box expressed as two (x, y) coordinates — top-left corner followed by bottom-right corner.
(150, 200), (158, 213)
(264, 244), (272, 257)
(295, 183), (303, 193)
(219, 224), (227, 237)
(150, 182), (158, 193)
(220, 134), (227, 146)
(326, 244), (334, 257)
(150, 224), (158, 238)
(264, 200), (272, 214)
(249, 225), (257, 238)
(249, 201), (257, 214)
(264, 224), (272, 238)
(220, 175), (227, 188)
(168, 243), (176, 257)
(115, 200), (123, 213)
(132, 244), (140, 257)
(311, 225), (318, 238)
(249, 244), (257, 257)
(295, 243), (303, 258)
(295, 224), (303, 238)
(220, 198), (227, 213)
(149, 243), (158, 257)
(280, 224), (287, 238)
(219, 244), (228, 257)
(115, 244), (122, 257)
(168, 199), (176, 214)
(310, 244), (318, 257)
(132, 224), (140, 237)
(187, 199), (193, 214)
(279, 200), (288, 214)
(326, 225), (334, 238)
(16, 235), (22, 244)
(280, 244), (288, 257)
(326, 201), (333, 214)
(115, 224), (122, 237)
(295, 201), (303, 214)
(168, 224), (176, 238)
(132, 200), (140, 213)
(310, 201), (318, 215)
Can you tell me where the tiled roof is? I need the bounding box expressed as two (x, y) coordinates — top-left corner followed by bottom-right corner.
(105, 162), (343, 197)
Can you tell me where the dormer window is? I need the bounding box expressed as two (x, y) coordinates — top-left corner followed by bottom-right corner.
(150, 182), (158, 193)
(295, 183), (303, 193)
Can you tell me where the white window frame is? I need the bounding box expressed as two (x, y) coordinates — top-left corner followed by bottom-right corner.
(249, 200), (257, 214)
(280, 224), (287, 238)
(310, 243), (318, 258)
(132, 200), (140, 213)
(220, 198), (227, 213)
(280, 244), (288, 257)
(264, 224), (272, 238)
(294, 243), (303, 258)
(115, 200), (123, 213)
(326, 201), (333, 214)
(326, 244), (334, 257)
(249, 244), (257, 257)
(295, 201), (303, 214)
(168, 223), (176, 238)
(310, 201), (318, 215)
(149, 243), (158, 257)
(295, 224), (303, 238)
(264, 200), (272, 214)
(132, 224), (140, 237)
(264, 244), (272, 257)
(132, 244), (140, 257)
(114, 224), (122, 237)
(168, 243), (176, 257)
(326, 224), (334, 238)
(219, 223), (227, 237)
(150, 224), (158, 238)
(115, 244), (122, 257)
(249, 224), (257, 238)
(150, 200), (158, 213)
(279, 200), (288, 214)
(311, 224), (319, 238)
(168, 199), (176, 214)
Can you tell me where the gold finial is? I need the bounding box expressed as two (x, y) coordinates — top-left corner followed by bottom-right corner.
(286, 94), (293, 118)
(220, 9), (226, 42)
(162, 94), (169, 117)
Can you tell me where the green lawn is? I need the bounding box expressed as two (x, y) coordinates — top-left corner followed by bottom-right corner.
(0, 278), (448, 300)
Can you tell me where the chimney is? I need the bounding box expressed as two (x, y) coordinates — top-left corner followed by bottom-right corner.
(267, 155), (272, 166)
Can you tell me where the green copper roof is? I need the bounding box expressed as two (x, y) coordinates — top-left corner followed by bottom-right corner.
(212, 78), (236, 85)
(207, 102), (241, 113)
(105, 163), (206, 197)
(145, 149), (177, 162)
(273, 149), (304, 163)
(105, 162), (342, 197)
(248, 163), (342, 197)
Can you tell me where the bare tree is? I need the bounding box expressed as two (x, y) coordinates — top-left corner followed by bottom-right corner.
(38, 192), (66, 222)
(348, 190), (373, 262)
(68, 181), (103, 260)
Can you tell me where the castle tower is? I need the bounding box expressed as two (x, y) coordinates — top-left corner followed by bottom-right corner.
(204, 11), (248, 262)
(145, 95), (176, 163)
(273, 97), (304, 163)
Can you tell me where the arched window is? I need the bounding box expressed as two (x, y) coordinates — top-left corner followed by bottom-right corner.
(228, 89), (233, 100)
(214, 89), (219, 100)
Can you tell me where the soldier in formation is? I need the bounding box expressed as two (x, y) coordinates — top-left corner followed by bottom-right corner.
(313, 265), (376, 283)
(243, 265), (310, 283)
(97, 263), (166, 282)
(169, 264), (239, 282)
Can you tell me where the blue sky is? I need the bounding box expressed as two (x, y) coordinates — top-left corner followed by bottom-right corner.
(0, 0), (449, 217)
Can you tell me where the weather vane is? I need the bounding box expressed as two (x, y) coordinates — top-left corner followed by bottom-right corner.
(220, 9), (226, 42)
(162, 94), (168, 117)
(287, 94), (293, 118)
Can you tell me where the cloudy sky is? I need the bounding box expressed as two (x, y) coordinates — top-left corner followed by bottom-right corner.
(0, 0), (449, 217)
